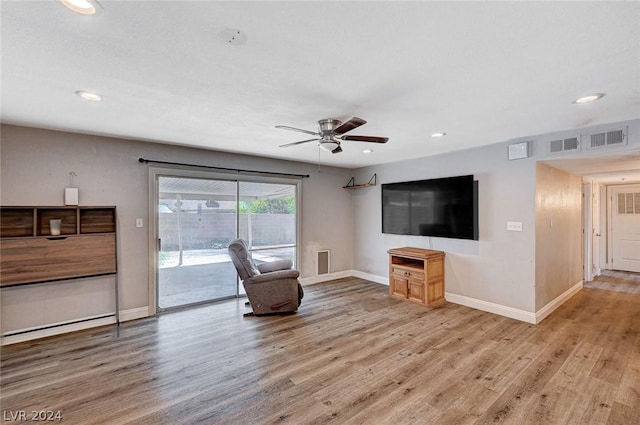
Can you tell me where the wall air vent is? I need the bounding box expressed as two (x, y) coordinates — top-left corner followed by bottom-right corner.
(549, 137), (579, 154)
(618, 192), (640, 215)
(316, 250), (330, 275)
(586, 127), (627, 150)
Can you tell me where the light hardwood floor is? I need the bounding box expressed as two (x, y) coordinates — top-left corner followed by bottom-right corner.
(1, 275), (639, 424)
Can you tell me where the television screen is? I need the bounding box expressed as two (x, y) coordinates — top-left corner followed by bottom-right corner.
(382, 175), (478, 240)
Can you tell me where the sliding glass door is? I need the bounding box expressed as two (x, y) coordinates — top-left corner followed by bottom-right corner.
(239, 182), (297, 271)
(155, 172), (298, 311)
(157, 177), (238, 309)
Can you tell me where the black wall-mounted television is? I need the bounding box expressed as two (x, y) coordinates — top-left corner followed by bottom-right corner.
(382, 175), (478, 240)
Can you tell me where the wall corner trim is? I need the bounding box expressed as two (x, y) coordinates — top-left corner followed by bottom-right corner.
(534, 280), (583, 324)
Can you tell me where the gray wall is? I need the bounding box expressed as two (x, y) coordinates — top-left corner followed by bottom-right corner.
(351, 140), (538, 312)
(351, 118), (640, 314)
(0, 124), (352, 332)
(2, 118), (638, 333)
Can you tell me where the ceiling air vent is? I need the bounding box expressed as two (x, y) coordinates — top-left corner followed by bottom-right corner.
(549, 137), (579, 154)
(586, 127), (627, 150)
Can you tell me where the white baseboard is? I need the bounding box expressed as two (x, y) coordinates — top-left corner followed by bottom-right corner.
(351, 270), (388, 285)
(303, 271), (539, 324)
(300, 270), (355, 285)
(1, 277), (583, 346)
(346, 271), (580, 325)
(1, 307), (150, 346)
(301, 270), (389, 286)
(535, 280), (583, 323)
(120, 306), (150, 322)
(444, 292), (537, 324)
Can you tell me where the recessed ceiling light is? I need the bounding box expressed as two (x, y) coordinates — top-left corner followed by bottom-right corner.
(431, 132), (446, 138)
(574, 93), (605, 104)
(363, 149), (373, 154)
(75, 90), (102, 101)
(60, 0), (102, 15)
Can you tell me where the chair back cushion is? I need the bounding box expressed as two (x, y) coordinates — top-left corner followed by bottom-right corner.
(228, 239), (260, 281)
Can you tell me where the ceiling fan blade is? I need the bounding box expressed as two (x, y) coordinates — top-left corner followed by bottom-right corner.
(279, 138), (321, 148)
(334, 117), (366, 135)
(275, 125), (320, 137)
(331, 145), (343, 154)
(341, 135), (389, 143)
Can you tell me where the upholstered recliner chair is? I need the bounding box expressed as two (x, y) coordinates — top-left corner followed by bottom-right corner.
(228, 239), (303, 315)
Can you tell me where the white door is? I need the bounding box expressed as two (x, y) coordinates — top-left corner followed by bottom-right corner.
(609, 184), (640, 272)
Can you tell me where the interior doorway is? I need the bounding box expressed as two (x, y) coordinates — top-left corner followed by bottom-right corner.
(152, 170), (299, 312)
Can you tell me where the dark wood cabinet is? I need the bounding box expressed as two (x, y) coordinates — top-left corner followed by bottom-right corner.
(1, 206), (117, 286)
(0, 206), (119, 333)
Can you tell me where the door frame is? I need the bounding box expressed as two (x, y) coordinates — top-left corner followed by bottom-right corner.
(582, 181), (607, 281)
(582, 181), (592, 282)
(148, 166), (302, 315)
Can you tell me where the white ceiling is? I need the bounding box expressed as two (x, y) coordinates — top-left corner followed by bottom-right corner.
(1, 1), (639, 170)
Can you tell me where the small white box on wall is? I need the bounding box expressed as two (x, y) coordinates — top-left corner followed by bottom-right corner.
(64, 187), (79, 205)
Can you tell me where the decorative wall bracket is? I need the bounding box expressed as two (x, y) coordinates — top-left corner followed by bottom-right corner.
(343, 173), (377, 189)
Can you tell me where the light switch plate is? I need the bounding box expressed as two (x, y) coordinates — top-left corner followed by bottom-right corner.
(136, 218), (144, 228)
(64, 187), (79, 205)
(507, 221), (523, 231)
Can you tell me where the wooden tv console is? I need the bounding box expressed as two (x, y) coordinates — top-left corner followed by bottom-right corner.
(388, 247), (445, 307)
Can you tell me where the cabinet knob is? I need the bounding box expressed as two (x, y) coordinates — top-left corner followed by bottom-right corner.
(404, 271), (410, 277)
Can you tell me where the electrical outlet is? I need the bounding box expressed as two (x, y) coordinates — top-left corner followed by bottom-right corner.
(136, 218), (144, 228)
(507, 221), (523, 232)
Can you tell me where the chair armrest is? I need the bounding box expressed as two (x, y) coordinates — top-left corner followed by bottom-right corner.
(245, 269), (299, 285)
(257, 259), (293, 273)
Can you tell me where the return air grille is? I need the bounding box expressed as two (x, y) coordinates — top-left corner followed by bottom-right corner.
(317, 250), (330, 275)
(587, 128), (627, 150)
(549, 137), (579, 153)
(618, 193), (640, 215)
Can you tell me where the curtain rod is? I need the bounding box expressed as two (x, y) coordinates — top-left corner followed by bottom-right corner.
(138, 158), (310, 178)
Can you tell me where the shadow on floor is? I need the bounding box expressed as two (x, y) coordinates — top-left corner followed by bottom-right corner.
(584, 269), (640, 295)
(159, 261), (241, 308)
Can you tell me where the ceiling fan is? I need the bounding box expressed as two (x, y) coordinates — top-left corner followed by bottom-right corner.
(276, 117), (388, 154)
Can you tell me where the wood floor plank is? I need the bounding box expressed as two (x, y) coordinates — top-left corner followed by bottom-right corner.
(1, 272), (639, 424)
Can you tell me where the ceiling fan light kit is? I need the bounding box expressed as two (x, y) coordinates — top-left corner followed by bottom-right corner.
(319, 141), (340, 152)
(276, 117), (388, 154)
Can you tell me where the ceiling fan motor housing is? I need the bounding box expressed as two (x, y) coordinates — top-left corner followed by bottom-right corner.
(318, 119), (341, 135)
